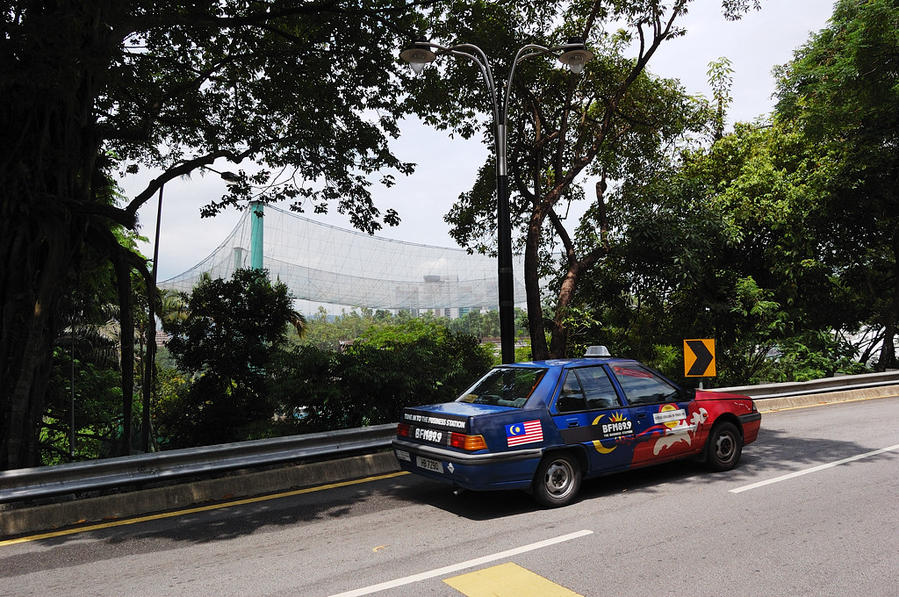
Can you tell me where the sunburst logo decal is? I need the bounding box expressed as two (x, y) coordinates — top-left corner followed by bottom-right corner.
(591, 412), (632, 454)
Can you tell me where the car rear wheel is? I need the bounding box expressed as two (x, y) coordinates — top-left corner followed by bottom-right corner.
(706, 421), (743, 471)
(533, 453), (581, 507)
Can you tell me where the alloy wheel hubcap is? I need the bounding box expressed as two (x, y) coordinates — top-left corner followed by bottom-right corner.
(716, 433), (735, 461)
(546, 461), (572, 495)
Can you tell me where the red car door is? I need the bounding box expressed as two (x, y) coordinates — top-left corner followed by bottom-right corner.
(609, 363), (704, 466)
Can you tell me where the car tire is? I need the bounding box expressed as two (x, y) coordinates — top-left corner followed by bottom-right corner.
(532, 452), (581, 507)
(705, 421), (743, 471)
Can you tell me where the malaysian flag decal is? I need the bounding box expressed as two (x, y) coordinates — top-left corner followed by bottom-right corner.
(506, 420), (544, 447)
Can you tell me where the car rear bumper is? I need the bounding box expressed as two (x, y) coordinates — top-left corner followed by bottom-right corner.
(738, 411), (762, 444)
(392, 438), (542, 491)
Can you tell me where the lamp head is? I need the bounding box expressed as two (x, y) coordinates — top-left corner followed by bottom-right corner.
(400, 37), (436, 75)
(558, 36), (593, 74)
(219, 171), (241, 184)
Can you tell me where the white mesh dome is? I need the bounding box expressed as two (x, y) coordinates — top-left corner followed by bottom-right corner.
(159, 205), (526, 313)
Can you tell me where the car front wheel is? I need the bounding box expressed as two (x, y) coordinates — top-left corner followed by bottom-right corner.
(533, 453), (581, 507)
(706, 421), (743, 471)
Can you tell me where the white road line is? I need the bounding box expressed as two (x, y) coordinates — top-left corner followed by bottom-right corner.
(731, 443), (899, 494)
(328, 529), (594, 597)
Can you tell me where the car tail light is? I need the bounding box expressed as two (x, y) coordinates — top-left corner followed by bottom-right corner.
(450, 432), (487, 451)
(397, 423), (410, 437)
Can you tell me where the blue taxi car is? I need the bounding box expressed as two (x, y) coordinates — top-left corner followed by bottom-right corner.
(392, 347), (761, 507)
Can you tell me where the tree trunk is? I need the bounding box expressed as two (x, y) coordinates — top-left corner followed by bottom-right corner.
(877, 322), (896, 371)
(113, 254), (134, 455)
(877, 226), (899, 371)
(546, 178), (607, 359)
(0, 216), (74, 468)
(524, 209), (549, 360)
(1, 3), (113, 469)
(548, 263), (582, 358)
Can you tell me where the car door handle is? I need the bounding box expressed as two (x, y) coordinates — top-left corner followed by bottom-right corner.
(567, 420), (579, 428)
(636, 412), (647, 420)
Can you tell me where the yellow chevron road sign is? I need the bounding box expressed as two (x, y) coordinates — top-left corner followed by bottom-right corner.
(684, 338), (716, 377)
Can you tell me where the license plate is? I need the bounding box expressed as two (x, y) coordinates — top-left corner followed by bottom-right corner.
(416, 456), (443, 473)
(395, 449), (411, 462)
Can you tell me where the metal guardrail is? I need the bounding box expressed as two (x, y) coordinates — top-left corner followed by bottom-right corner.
(0, 423), (396, 504)
(711, 370), (899, 399)
(1, 371), (898, 505)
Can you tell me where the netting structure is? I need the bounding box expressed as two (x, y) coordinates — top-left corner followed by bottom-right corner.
(159, 205), (526, 314)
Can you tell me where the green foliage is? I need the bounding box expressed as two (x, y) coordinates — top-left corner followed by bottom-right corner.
(357, 317), (449, 348)
(706, 56), (734, 140)
(299, 307), (527, 353)
(298, 308), (380, 351)
(514, 342), (534, 363)
(564, 113), (876, 385)
(158, 269), (298, 446)
(42, 349), (124, 465)
(154, 275), (495, 445)
(562, 1), (894, 383)
(153, 367), (192, 446)
(447, 310), (500, 340)
(39, 217), (150, 464)
(756, 332), (867, 384)
(165, 269), (298, 380)
(270, 322), (494, 432)
(646, 344), (682, 377)
(774, 0), (899, 369)
(97, 1), (432, 228)
(557, 306), (603, 359)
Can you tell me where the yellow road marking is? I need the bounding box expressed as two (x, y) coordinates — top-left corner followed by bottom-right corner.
(0, 471), (409, 547)
(444, 562), (582, 597)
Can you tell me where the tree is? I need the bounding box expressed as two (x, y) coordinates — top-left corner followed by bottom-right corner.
(409, 0), (760, 359)
(34, 217), (155, 463)
(1, 1), (434, 468)
(43, 284), (124, 463)
(773, 0), (899, 369)
(274, 319), (493, 431)
(707, 56), (734, 141)
(542, 1), (893, 382)
(565, 100), (880, 382)
(159, 268), (301, 446)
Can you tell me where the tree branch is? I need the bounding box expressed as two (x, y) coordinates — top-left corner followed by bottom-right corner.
(547, 206), (575, 261)
(117, 0), (442, 37)
(125, 147), (256, 216)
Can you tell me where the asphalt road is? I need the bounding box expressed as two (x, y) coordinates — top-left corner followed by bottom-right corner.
(3, 398), (897, 597)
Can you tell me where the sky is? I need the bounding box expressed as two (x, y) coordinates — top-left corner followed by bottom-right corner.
(128, 0), (836, 283)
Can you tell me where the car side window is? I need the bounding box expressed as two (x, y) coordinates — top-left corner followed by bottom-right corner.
(611, 364), (679, 405)
(556, 371), (587, 413)
(576, 367), (622, 409)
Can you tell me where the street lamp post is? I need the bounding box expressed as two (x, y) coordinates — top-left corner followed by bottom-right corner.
(401, 37), (592, 363)
(141, 166), (242, 452)
(142, 183), (164, 453)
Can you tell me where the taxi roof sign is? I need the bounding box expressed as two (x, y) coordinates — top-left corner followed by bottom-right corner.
(584, 345), (611, 357)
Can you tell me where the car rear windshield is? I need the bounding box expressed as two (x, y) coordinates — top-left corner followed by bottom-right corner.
(456, 367), (547, 408)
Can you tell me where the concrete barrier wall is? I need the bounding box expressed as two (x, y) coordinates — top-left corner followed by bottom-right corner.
(1, 452), (401, 538)
(753, 383), (899, 413)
